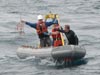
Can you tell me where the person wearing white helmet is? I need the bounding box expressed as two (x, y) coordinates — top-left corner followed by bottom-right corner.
(21, 15), (58, 47)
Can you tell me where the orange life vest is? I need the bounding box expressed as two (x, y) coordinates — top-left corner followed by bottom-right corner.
(36, 21), (48, 35)
(52, 26), (63, 47)
(52, 26), (61, 39)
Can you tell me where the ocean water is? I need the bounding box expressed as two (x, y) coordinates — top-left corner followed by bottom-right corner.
(0, 0), (100, 75)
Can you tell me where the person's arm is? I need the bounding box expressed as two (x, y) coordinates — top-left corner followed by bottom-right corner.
(43, 32), (51, 36)
(43, 31), (59, 36)
(45, 19), (58, 27)
(57, 29), (65, 33)
(52, 31), (59, 35)
(25, 22), (37, 29)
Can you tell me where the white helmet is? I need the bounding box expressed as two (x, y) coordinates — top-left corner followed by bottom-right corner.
(37, 15), (43, 20)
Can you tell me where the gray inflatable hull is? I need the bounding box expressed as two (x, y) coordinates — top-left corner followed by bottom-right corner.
(52, 45), (86, 60)
(17, 45), (86, 60)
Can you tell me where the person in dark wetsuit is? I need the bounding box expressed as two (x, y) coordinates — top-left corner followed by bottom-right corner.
(21, 15), (58, 47)
(57, 25), (79, 45)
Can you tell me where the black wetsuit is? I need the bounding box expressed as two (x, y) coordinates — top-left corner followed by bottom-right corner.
(58, 29), (79, 45)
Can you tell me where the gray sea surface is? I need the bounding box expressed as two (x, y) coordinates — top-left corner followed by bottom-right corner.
(0, 0), (100, 75)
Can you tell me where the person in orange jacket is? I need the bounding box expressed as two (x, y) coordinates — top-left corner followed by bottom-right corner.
(51, 23), (63, 47)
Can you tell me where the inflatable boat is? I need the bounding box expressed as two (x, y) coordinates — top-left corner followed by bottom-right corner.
(17, 45), (86, 61)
